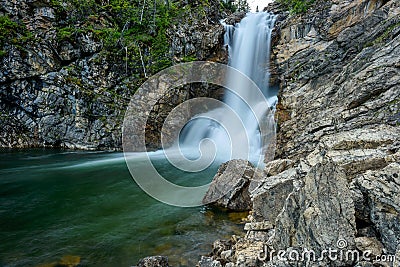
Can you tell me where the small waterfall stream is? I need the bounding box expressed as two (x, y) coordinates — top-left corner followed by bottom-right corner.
(179, 12), (277, 166)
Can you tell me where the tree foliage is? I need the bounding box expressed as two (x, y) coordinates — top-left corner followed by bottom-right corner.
(0, 15), (33, 56)
(221, 0), (250, 12)
(50, 0), (177, 75)
(1, 0), (228, 76)
(277, 0), (315, 13)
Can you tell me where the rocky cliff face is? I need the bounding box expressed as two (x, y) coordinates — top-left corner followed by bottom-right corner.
(0, 0), (226, 150)
(202, 0), (400, 266)
(272, 0), (399, 164)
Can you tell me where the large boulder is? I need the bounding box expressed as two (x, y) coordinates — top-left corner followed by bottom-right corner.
(203, 159), (263, 211)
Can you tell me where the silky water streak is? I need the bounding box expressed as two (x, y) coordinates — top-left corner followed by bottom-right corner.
(179, 12), (277, 165)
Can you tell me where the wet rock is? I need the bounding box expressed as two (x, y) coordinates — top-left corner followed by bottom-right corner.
(203, 160), (263, 211)
(136, 256), (169, 267)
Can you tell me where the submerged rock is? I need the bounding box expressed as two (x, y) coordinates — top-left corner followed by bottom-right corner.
(136, 256), (169, 267)
(40, 255), (81, 267)
(61, 256), (80, 265)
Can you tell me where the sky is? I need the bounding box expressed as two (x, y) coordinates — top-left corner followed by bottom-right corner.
(248, 0), (274, 12)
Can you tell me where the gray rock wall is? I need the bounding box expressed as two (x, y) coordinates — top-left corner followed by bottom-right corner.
(273, 0), (400, 162)
(0, 0), (227, 150)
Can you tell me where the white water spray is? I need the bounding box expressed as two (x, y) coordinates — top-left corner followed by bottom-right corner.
(178, 12), (277, 166)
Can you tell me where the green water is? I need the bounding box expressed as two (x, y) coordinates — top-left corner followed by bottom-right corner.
(0, 149), (244, 267)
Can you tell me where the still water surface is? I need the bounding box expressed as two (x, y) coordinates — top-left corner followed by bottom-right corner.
(0, 149), (244, 266)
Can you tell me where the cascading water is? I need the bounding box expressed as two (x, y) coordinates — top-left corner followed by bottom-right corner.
(122, 11), (278, 206)
(179, 12), (277, 166)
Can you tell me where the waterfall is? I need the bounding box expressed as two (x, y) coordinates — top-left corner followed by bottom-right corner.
(224, 12), (277, 106)
(178, 12), (277, 167)
(123, 12), (277, 206)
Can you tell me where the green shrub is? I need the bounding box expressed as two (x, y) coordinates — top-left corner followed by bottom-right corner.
(0, 15), (34, 57)
(220, 1), (237, 13)
(277, 0), (315, 14)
